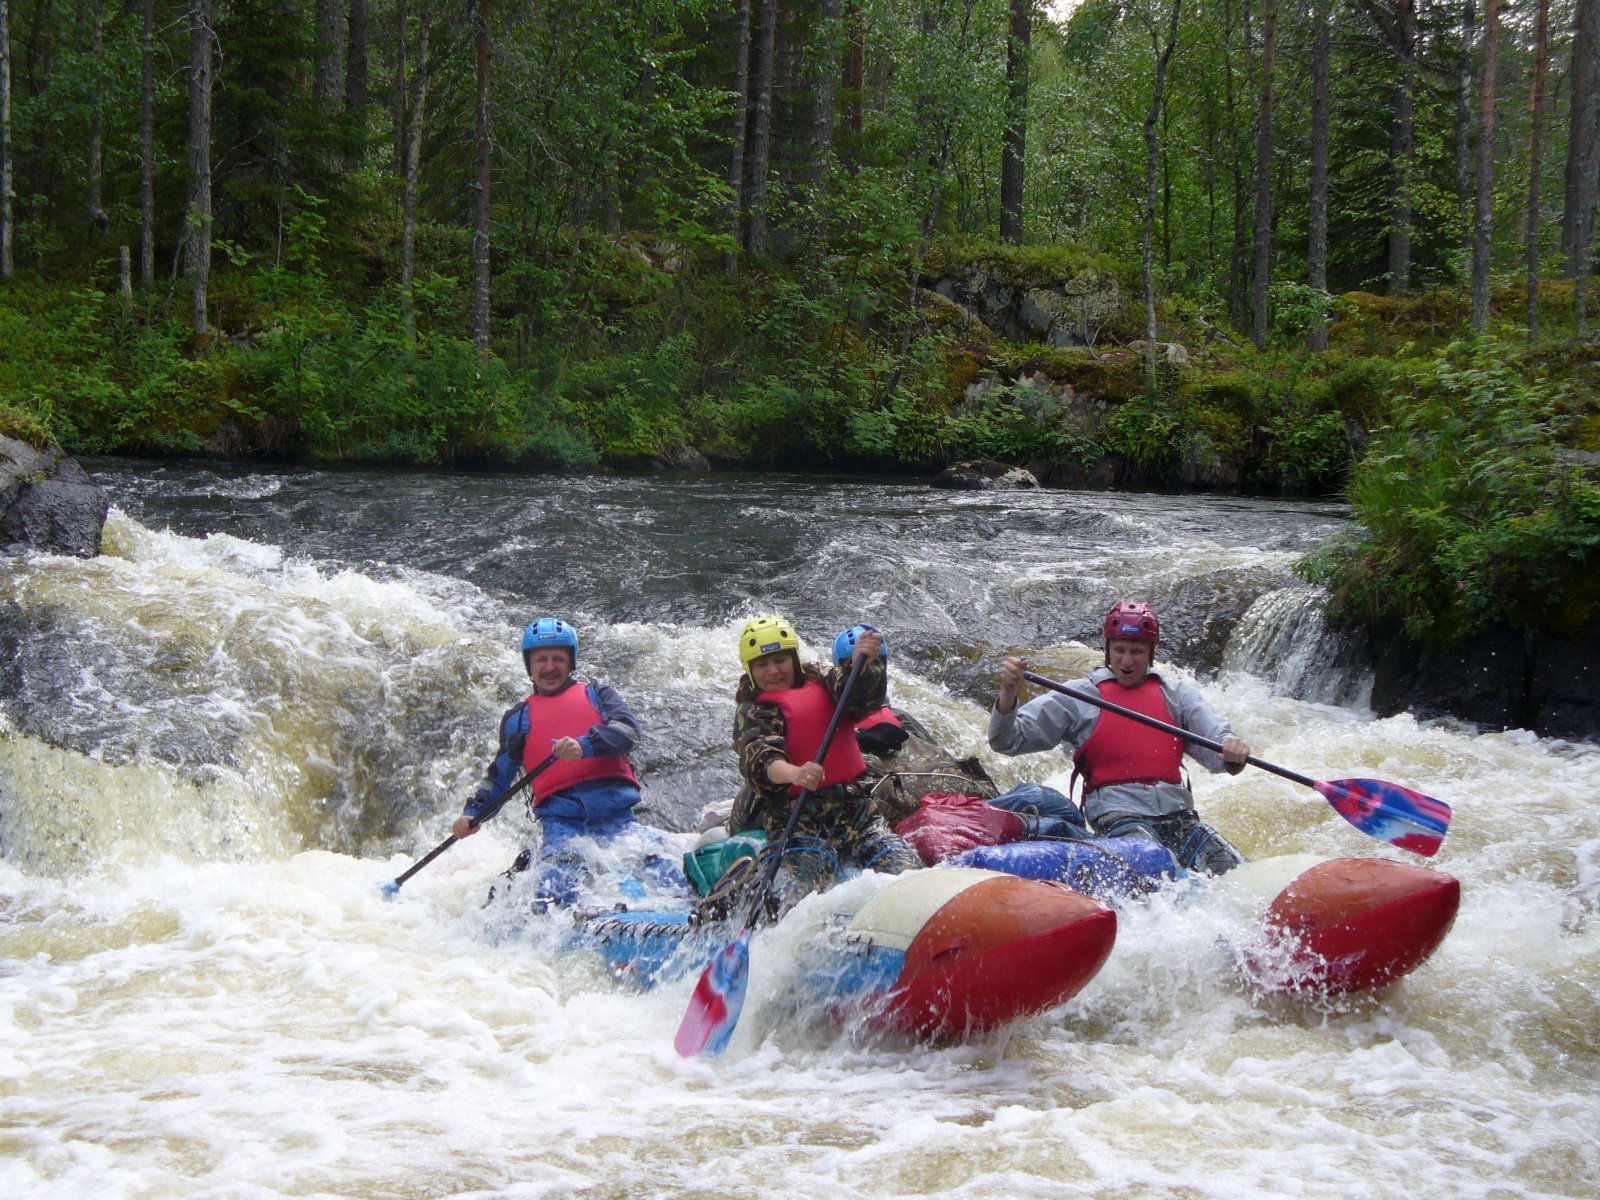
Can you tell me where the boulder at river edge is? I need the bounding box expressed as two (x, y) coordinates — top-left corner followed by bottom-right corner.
(933, 461), (1040, 490)
(1, 436), (110, 558)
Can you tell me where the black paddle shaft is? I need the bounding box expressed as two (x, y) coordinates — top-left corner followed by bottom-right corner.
(746, 653), (869, 917)
(1019, 670), (1318, 791)
(388, 753), (559, 890)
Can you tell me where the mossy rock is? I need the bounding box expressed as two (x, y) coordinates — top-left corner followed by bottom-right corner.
(1003, 347), (1147, 403)
(922, 238), (1120, 290)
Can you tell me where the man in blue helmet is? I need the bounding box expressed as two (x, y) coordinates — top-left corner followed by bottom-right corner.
(453, 616), (685, 905)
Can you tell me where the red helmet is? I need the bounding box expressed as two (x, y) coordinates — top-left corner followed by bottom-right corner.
(1104, 600), (1160, 649)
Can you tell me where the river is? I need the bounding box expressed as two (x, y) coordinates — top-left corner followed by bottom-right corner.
(1, 461), (1595, 1199)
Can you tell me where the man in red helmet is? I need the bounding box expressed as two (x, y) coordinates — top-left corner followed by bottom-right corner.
(988, 600), (1249, 875)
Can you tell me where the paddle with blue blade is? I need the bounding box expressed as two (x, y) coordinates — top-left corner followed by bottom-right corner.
(1020, 670), (1452, 856)
(675, 651), (869, 1057)
(382, 753), (560, 896)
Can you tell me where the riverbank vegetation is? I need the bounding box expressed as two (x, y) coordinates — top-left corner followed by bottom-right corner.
(1, 0), (1598, 645)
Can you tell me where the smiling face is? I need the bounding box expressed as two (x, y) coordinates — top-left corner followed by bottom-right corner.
(749, 650), (798, 693)
(527, 646), (575, 695)
(1106, 638), (1154, 688)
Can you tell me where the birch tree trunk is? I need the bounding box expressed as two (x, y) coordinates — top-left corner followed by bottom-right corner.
(725, 0), (751, 275)
(87, 0), (107, 236)
(472, 0), (491, 356)
(998, 0), (1031, 244)
(1307, 0), (1330, 351)
(1469, 0), (1498, 331)
(745, 0), (777, 258)
(1250, 0), (1275, 346)
(1526, 0), (1549, 338)
(187, 0), (214, 341)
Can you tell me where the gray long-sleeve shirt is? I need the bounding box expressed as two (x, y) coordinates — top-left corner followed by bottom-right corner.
(988, 666), (1241, 826)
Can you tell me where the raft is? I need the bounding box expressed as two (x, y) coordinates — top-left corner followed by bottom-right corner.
(954, 838), (1460, 996)
(571, 866), (1118, 1040)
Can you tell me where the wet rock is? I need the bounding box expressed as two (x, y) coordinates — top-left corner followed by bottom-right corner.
(932, 461), (1040, 490)
(1367, 621), (1600, 741)
(655, 445), (710, 471)
(0, 436), (110, 558)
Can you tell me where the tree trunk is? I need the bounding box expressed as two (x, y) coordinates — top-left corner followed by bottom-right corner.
(725, 0), (751, 275)
(1, 0), (12, 279)
(87, 0), (107, 236)
(1455, 0), (1475, 267)
(1308, 0), (1330, 351)
(1143, 0), (1182, 392)
(314, 0), (342, 108)
(1222, 0), (1247, 328)
(140, 0), (154, 283)
(401, 2), (427, 342)
(807, 0), (840, 219)
(1561, 0), (1599, 271)
(1361, 0), (1417, 293)
(843, 0), (864, 141)
(1250, 0), (1275, 346)
(472, 0), (491, 355)
(346, 0), (367, 111)
(745, 0), (777, 258)
(1470, 0), (1498, 331)
(998, 0), (1030, 244)
(186, 0), (213, 341)
(393, 0), (407, 175)
(1526, 0), (1549, 338)
(1565, 0), (1600, 331)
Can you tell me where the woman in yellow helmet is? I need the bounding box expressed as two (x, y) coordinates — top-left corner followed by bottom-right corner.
(730, 614), (920, 917)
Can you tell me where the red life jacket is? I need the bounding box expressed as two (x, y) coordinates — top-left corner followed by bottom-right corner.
(756, 677), (870, 796)
(1072, 677), (1185, 792)
(521, 683), (639, 804)
(854, 705), (903, 733)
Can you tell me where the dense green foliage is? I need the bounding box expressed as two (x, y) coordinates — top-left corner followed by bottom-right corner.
(2, 0), (1598, 645)
(1299, 338), (1600, 643)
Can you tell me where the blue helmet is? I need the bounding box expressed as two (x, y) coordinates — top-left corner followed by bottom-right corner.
(522, 617), (578, 668)
(833, 623), (886, 667)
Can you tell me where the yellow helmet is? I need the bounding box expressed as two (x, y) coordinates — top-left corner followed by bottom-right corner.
(739, 614), (800, 684)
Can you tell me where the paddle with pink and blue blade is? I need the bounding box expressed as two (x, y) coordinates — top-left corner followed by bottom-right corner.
(1021, 671), (1453, 856)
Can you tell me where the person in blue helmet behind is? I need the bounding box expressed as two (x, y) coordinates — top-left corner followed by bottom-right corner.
(832, 624), (912, 756)
(453, 616), (686, 906)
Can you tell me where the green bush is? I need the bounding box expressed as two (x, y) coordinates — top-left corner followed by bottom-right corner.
(1298, 338), (1600, 644)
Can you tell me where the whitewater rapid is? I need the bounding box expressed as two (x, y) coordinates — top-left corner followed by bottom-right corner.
(1, 464), (1595, 1198)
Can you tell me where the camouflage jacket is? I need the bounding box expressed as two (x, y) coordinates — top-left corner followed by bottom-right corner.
(731, 657), (887, 832)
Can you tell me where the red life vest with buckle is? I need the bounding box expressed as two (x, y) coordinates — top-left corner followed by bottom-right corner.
(521, 683), (639, 804)
(1072, 677), (1185, 792)
(757, 678), (870, 796)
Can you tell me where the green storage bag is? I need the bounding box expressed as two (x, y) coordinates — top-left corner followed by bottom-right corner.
(683, 830), (767, 897)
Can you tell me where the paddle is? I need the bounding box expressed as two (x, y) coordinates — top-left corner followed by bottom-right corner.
(675, 652), (869, 1057)
(382, 753), (560, 896)
(1019, 670), (1452, 857)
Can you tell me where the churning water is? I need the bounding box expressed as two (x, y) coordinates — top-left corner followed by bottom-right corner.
(1, 462), (1595, 1198)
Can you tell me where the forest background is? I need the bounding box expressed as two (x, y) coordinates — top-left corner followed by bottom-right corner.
(0, 0), (1598, 650)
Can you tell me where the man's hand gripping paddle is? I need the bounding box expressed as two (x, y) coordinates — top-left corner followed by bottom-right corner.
(1020, 671), (1452, 857)
(382, 754), (560, 896)
(674, 653), (869, 1056)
